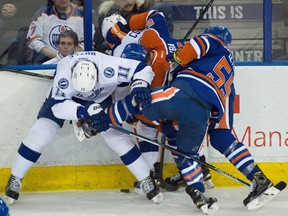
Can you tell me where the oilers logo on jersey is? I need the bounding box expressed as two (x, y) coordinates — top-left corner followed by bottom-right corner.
(49, 25), (73, 50)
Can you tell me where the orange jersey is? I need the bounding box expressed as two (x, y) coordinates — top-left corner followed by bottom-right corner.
(129, 10), (182, 88)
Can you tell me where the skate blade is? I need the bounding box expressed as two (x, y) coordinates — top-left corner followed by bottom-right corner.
(3, 195), (15, 205)
(200, 202), (219, 215)
(151, 192), (164, 204)
(247, 185), (280, 211)
(204, 179), (214, 189)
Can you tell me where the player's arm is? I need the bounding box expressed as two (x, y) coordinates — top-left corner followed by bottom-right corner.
(129, 10), (162, 30)
(173, 35), (210, 65)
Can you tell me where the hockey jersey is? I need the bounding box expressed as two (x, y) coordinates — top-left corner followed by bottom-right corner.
(51, 51), (154, 121)
(129, 10), (183, 87)
(174, 34), (235, 122)
(27, 5), (94, 53)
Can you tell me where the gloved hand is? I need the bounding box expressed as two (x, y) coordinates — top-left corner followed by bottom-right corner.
(130, 80), (151, 108)
(77, 102), (110, 133)
(106, 22), (129, 47)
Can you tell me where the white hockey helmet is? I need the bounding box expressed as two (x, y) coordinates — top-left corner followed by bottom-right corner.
(101, 13), (127, 38)
(72, 60), (98, 92)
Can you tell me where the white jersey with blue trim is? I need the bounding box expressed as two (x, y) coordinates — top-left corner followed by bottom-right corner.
(112, 30), (144, 57)
(27, 5), (94, 53)
(51, 51), (154, 120)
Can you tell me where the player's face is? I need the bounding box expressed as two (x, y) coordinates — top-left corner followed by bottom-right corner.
(53, 0), (71, 11)
(58, 36), (76, 57)
(115, 0), (136, 15)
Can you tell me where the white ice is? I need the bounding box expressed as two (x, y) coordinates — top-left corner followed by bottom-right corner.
(5, 186), (288, 216)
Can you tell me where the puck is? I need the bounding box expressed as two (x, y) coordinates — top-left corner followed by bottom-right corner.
(120, 189), (130, 193)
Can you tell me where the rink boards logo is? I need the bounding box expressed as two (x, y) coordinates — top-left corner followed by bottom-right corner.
(58, 78), (69, 89)
(49, 25), (73, 50)
(104, 67), (115, 78)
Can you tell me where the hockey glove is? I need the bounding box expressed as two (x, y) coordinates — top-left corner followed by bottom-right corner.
(77, 102), (110, 133)
(106, 22), (129, 47)
(130, 80), (151, 108)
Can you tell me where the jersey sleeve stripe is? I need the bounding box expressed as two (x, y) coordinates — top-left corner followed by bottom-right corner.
(189, 38), (201, 59)
(195, 36), (207, 57)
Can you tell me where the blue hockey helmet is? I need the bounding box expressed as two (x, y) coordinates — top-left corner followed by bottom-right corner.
(204, 26), (232, 45)
(121, 43), (148, 62)
(0, 198), (9, 216)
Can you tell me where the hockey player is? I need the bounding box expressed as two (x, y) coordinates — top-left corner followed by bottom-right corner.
(4, 51), (163, 205)
(4, 30), (79, 204)
(102, 10), (214, 190)
(94, 26), (237, 214)
(164, 26), (277, 210)
(102, 10), (179, 172)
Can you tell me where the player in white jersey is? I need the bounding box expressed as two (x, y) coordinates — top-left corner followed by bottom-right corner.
(26, 0), (94, 63)
(4, 51), (163, 205)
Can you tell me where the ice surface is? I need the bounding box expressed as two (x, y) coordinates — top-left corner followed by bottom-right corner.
(4, 186), (288, 216)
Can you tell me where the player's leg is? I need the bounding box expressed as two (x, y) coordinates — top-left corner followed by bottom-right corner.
(209, 84), (272, 205)
(4, 96), (63, 204)
(209, 129), (272, 204)
(5, 118), (61, 204)
(134, 121), (160, 193)
(142, 84), (218, 212)
(136, 121), (159, 170)
(100, 128), (163, 204)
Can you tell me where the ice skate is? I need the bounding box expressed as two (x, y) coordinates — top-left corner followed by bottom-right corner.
(134, 180), (146, 195)
(242, 167), (287, 211)
(137, 175), (163, 204)
(134, 170), (158, 196)
(243, 169), (272, 208)
(186, 185), (219, 214)
(4, 175), (22, 205)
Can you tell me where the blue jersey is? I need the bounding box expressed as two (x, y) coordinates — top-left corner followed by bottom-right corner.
(174, 34), (235, 121)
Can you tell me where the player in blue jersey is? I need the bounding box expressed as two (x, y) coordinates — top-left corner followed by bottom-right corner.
(164, 26), (274, 211)
(87, 26), (278, 213)
(95, 26), (234, 214)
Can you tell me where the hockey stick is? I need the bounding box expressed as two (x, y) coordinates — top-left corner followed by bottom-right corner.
(110, 125), (250, 187)
(0, 65), (53, 80)
(153, 134), (179, 191)
(181, 0), (215, 43)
